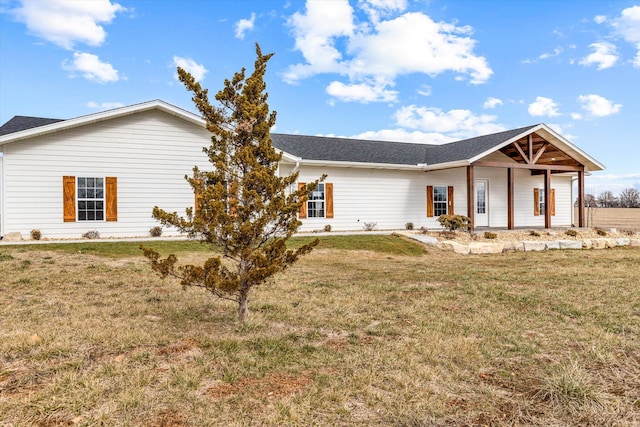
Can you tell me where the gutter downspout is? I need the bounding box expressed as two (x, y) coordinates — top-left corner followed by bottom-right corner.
(292, 158), (301, 176)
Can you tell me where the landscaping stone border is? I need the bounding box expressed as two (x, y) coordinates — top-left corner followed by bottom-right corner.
(411, 235), (640, 254)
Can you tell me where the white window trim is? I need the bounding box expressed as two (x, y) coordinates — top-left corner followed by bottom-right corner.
(77, 176), (106, 222)
(433, 185), (448, 217)
(307, 182), (326, 218)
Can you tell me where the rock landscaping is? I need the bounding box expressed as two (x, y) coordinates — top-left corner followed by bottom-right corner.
(407, 228), (639, 254)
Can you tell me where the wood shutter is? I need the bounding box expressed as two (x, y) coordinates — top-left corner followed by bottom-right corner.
(298, 182), (307, 219)
(325, 183), (334, 218)
(550, 188), (556, 216)
(533, 188), (540, 216)
(105, 177), (118, 222)
(447, 186), (454, 214)
(63, 176), (76, 222)
(426, 186), (434, 217)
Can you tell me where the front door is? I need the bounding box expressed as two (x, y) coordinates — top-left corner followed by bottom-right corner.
(475, 179), (489, 227)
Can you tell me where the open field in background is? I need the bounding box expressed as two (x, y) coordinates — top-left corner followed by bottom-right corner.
(1, 236), (639, 426)
(576, 207), (640, 231)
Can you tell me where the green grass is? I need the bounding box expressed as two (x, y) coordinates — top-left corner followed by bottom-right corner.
(0, 236), (638, 426)
(1, 233), (425, 258)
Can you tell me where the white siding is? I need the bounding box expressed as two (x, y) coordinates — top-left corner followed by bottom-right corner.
(2, 112), (577, 238)
(296, 166), (428, 231)
(424, 167), (573, 228)
(3, 110), (212, 238)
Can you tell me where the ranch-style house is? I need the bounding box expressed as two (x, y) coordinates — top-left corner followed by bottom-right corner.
(0, 100), (604, 239)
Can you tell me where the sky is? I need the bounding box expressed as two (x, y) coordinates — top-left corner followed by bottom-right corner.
(1, 0), (639, 195)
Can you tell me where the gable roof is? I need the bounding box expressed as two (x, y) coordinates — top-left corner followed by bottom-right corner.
(0, 100), (204, 144)
(271, 133), (430, 166)
(0, 100), (604, 172)
(0, 116), (64, 136)
(423, 125), (537, 164)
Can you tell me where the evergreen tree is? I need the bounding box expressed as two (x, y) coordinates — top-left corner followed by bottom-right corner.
(142, 44), (322, 323)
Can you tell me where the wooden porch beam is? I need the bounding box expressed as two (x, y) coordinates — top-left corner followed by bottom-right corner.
(544, 169), (551, 228)
(531, 141), (549, 164)
(578, 168), (585, 227)
(513, 141), (530, 164)
(472, 160), (583, 172)
(528, 134), (533, 164)
(507, 168), (514, 230)
(467, 166), (474, 231)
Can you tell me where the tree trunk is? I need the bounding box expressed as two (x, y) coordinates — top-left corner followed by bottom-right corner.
(238, 292), (249, 324)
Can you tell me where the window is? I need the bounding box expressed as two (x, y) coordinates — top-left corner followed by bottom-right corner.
(78, 177), (105, 221)
(63, 176), (117, 222)
(533, 187), (555, 216)
(476, 181), (486, 214)
(433, 186), (448, 216)
(308, 183), (325, 218)
(426, 185), (454, 218)
(297, 182), (334, 219)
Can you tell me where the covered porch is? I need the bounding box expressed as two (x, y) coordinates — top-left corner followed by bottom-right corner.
(467, 130), (588, 230)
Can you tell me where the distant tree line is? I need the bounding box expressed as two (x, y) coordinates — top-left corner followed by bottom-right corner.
(577, 188), (640, 208)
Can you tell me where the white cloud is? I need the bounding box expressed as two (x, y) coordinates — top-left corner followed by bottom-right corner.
(394, 105), (505, 138)
(612, 5), (640, 43)
(579, 42), (618, 69)
(594, 15), (607, 24)
(172, 56), (208, 81)
(585, 173), (640, 195)
(326, 80), (398, 103)
(577, 94), (622, 117)
(359, 0), (407, 23)
(483, 97), (503, 109)
(63, 52), (119, 83)
(87, 101), (125, 110)
(350, 128), (456, 144)
(570, 112), (583, 120)
(538, 47), (563, 60)
(528, 96), (560, 117)
(235, 12), (256, 40)
(10, 0), (124, 49)
(417, 85), (431, 96)
(284, 1), (492, 102)
(612, 5), (640, 67)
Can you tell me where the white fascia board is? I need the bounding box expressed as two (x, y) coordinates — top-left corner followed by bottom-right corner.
(468, 126), (539, 164)
(533, 124), (605, 171)
(299, 158), (425, 170)
(468, 123), (605, 172)
(278, 150), (300, 163)
(422, 160), (469, 171)
(0, 100), (205, 145)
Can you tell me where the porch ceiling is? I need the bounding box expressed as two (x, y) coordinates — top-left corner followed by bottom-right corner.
(499, 132), (581, 168)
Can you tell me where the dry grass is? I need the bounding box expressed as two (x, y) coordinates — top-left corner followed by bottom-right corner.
(576, 207), (640, 232)
(1, 237), (639, 426)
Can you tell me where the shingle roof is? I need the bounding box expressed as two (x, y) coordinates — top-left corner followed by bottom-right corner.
(271, 133), (430, 165)
(423, 125), (538, 164)
(0, 116), (65, 136)
(0, 113), (539, 167)
(272, 126), (538, 165)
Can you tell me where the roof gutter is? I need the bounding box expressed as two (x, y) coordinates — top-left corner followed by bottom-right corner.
(297, 158), (426, 170)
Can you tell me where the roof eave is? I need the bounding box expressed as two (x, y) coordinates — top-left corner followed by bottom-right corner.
(422, 160), (469, 171)
(0, 100), (205, 145)
(468, 123), (605, 172)
(299, 158), (425, 170)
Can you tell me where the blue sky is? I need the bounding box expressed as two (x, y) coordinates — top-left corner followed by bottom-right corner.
(1, 0), (638, 195)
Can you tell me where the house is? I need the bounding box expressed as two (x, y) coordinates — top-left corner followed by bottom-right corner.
(0, 100), (604, 239)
